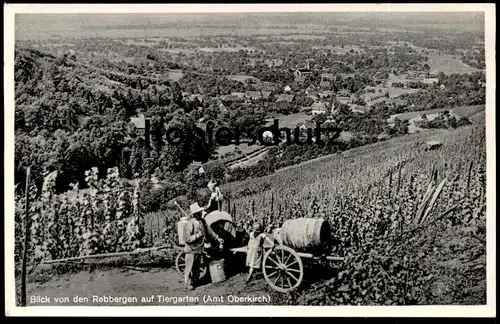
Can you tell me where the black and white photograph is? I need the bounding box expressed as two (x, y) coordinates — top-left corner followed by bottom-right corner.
(4, 3), (496, 317)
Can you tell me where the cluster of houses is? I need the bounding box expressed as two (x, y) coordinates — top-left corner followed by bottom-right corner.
(179, 66), (360, 115)
(287, 65), (362, 115)
(178, 87), (363, 117)
(140, 62), (438, 125)
(180, 83), (365, 117)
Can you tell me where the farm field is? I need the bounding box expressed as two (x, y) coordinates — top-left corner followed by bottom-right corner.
(312, 45), (364, 54)
(362, 85), (420, 103)
(266, 113), (312, 128)
(262, 41), (299, 46)
(387, 73), (411, 84)
(158, 48), (196, 54)
(226, 75), (260, 83)
(16, 25), (319, 41)
(215, 142), (265, 158)
(452, 105), (486, 118)
(20, 123), (486, 306)
(280, 35), (326, 40)
(15, 14), (343, 41)
(199, 47), (256, 53)
(469, 110), (486, 124)
(387, 87), (419, 98)
(426, 54), (483, 74)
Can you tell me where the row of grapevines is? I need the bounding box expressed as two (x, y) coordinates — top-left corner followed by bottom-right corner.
(225, 125), (486, 305)
(15, 167), (145, 263)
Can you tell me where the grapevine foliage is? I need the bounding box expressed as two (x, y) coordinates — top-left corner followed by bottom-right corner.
(15, 167), (145, 263)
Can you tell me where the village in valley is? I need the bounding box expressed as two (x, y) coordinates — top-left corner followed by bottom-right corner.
(112, 31), (485, 174)
(16, 12), (486, 174)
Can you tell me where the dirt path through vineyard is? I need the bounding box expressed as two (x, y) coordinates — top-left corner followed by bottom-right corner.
(26, 266), (278, 306)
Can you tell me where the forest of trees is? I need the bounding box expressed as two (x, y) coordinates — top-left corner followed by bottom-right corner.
(14, 47), (263, 196)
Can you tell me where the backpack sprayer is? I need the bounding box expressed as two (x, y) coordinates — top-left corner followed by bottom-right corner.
(174, 201), (223, 250)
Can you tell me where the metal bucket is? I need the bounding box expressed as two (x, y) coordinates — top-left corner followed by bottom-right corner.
(209, 259), (226, 283)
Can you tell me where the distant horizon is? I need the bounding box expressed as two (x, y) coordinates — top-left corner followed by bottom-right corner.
(15, 11), (484, 41)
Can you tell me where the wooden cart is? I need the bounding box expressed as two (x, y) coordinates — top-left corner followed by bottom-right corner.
(174, 212), (344, 293)
(229, 244), (344, 293)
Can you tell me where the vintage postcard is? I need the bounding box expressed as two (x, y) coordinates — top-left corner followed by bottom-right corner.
(4, 3), (496, 317)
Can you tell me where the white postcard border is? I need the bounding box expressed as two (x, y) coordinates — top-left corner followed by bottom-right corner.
(4, 3), (496, 317)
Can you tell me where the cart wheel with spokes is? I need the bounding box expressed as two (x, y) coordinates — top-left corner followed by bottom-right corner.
(262, 245), (304, 293)
(175, 251), (208, 279)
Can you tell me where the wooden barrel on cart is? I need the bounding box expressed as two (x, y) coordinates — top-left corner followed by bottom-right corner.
(280, 218), (331, 254)
(204, 211), (239, 249)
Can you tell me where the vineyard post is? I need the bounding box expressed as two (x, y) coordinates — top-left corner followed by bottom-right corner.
(269, 192), (274, 228)
(457, 160), (462, 177)
(232, 203), (236, 222)
(398, 204), (403, 238)
(388, 169), (393, 200)
(149, 218), (153, 246)
(21, 166), (31, 307)
(156, 213), (160, 245)
(144, 118), (151, 149)
(441, 157), (445, 179)
(397, 163), (402, 193)
(466, 160), (474, 194)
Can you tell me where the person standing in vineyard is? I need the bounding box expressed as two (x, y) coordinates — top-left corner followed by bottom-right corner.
(205, 180), (224, 213)
(245, 222), (267, 283)
(183, 202), (224, 291)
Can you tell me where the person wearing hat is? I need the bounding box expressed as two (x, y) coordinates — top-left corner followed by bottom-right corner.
(183, 202), (224, 291)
